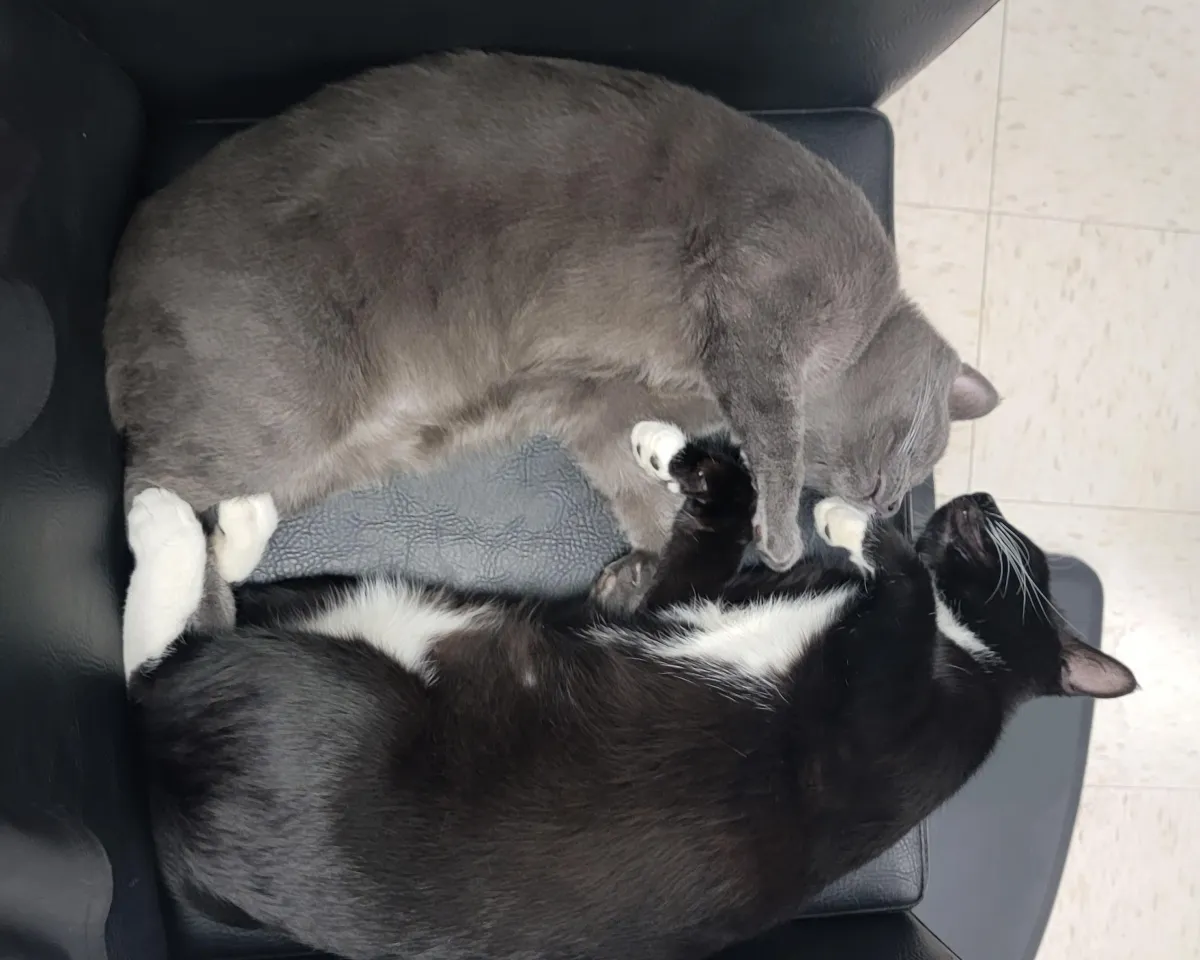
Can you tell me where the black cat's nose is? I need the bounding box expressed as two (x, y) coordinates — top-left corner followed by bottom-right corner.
(971, 492), (999, 514)
(947, 495), (989, 554)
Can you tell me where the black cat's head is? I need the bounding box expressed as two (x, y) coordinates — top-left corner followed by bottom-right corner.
(916, 493), (1136, 701)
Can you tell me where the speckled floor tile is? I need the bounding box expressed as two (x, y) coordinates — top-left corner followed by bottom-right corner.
(973, 215), (1200, 511)
(880, 3), (1006, 211)
(885, 0), (1200, 952)
(994, 0), (1200, 230)
(894, 203), (989, 500)
(1036, 787), (1200, 959)
(998, 501), (1200, 790)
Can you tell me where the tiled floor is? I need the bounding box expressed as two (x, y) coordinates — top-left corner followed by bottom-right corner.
(881, 1), (1200, 956)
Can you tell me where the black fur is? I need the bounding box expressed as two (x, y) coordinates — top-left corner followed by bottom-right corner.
(132, 438), (1135, 960)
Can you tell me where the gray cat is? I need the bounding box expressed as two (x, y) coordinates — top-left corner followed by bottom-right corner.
(105, 51), (998, 605)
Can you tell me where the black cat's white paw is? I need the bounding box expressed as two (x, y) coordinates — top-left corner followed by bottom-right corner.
(814, 497), (875, 576)
(631, 420), (686, 493)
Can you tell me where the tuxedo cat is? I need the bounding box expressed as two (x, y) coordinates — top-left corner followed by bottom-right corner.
(105, 51), (998, 617)
(128, 421), (1131, 960)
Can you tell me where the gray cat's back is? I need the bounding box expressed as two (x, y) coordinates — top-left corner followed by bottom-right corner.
(106, 52), (896, 511)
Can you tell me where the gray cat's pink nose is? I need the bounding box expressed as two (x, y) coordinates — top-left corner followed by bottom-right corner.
(872, 495), (903, 518)
(865, 477), (901, 517)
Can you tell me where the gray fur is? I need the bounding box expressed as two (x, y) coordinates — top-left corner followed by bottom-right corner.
(105, 51), (997, 576)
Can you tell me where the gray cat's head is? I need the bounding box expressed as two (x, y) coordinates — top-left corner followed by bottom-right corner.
(805, 298), (999, 516)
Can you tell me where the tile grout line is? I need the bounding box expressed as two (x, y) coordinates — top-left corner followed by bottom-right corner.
(896, 199), (1200, 238)
(1082, 783), (1200, 794)
(996, 497), (1200, 518)
(968, 0), (1010, 492)
(985, 0), (1010, 214)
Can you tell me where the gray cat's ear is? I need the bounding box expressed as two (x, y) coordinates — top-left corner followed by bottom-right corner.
(1059, 630), (1138, 699)
(949, 363), (1000, 421)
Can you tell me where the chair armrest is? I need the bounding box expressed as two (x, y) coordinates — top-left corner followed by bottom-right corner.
(0, 1), (157, 958)
(713, 912), (962, 960)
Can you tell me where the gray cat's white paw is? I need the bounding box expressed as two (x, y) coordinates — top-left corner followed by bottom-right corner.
(213, 494), (278, 583)
(631, 420), (686, 493)
(124, 488), (207, 679)
(814, 497), (874, 576)
(128, 488), (206, 564)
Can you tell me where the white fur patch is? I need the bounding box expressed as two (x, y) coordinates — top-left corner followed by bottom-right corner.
(631, 420), (686, 494)
(652, 588), (857, 689)
(212, 494), (278, 583)
(934, 591), (999, 664)
(123, 488), (208, 680)
(814, 496), (874, 576)
(303, 579), (492, 679)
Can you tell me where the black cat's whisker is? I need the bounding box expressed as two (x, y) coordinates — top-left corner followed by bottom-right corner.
(985, 520), (1032, 619)
(986, 556), (1005, 604)
(985, 519), (1066, 628)
(984, 516), (1007, 603)
(995, 526), (1038, 621)
(991, 521), (1014, 600)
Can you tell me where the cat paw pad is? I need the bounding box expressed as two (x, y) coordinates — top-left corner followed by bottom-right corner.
(123, 488), (206, 681)
(592, 550), (658, 613)
(128, 488), (205, 563)
(213, 494), (278, 583)
(631, 421), (687, 492)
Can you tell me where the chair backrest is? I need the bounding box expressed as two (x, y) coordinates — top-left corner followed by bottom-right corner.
(46, 0), (997, 118)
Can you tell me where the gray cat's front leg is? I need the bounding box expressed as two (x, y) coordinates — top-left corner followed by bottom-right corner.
(703, 345), (806, 571)
(744, 426), (806, 570)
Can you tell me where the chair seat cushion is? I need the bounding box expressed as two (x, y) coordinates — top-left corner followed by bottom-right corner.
(139, 107), (926, 959)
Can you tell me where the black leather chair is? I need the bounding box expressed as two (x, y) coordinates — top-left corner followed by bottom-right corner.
(0, 1), (1101, 957)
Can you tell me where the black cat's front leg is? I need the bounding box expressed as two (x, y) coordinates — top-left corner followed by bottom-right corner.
(626, 422), (757, 611)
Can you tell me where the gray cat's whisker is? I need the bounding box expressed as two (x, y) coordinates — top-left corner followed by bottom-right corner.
(896, 365), (931, 460)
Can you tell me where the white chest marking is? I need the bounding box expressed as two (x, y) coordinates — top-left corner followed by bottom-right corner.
(303, 580), (491, 679)
(654, 588), (857, 688)
(933, 591), (1000, 664)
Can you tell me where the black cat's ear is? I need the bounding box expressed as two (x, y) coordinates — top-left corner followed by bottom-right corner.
(1058, 630), (1138, 699)
(949, 363), (1000, 421)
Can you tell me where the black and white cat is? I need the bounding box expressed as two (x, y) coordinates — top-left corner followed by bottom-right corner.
(128, 421), (1134, 960)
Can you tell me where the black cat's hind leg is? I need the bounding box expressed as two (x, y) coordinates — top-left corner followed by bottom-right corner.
(232, 574), (360, 629)
(630, 422), (757, 611)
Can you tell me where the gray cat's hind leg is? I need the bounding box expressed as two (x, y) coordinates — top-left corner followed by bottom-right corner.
(123, 488), (235, 680)
(586, 479), (680, 614)
(590, 421), (692, 611)
(124, 448), (280, 585)
(210, 495), (279, 583)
